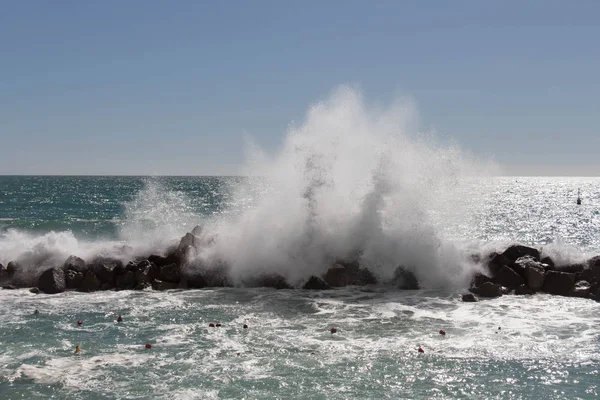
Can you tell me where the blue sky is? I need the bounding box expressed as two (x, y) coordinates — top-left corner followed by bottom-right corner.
(1, 0), (599, 175)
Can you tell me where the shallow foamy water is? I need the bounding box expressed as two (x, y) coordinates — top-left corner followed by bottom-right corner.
(1, 288), (599, 399)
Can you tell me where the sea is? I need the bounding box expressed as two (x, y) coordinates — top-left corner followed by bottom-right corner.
(0, 175), (599, 399)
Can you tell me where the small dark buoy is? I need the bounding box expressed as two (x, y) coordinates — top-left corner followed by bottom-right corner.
(209, 323), (215, 327)
(418, 346), (424, 353)
(145, 343), (152, 349)
(243, 324), (248, 329)
(330, 327), (337, 334)
(439, 329), (446, 336)
(216, 323), (222, 327)
(117, 315), (123, 323)
(498, 327), (501, 330)
(33, 309), (39, 315)
(77, 320), (83, 326)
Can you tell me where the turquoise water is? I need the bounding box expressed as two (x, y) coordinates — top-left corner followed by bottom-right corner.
(1, 176), (600, 399)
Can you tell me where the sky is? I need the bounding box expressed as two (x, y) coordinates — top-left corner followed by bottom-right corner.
(1, 0), (599, 176)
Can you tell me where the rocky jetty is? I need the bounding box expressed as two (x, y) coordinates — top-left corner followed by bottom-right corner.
(464, 244), (600, 302)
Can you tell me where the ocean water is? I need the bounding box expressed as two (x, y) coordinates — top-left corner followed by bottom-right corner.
(0, 176), (599, 399)
(1, 89), (600, 398)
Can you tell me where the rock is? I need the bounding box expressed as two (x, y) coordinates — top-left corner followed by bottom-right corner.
(158, 263), (181, 283)
(90, 257), (123, 285)
(302, 276), (332, 290)
(202, 266), (232, 287)
(461, 293), (477, 302)
(502, 245), (540, 262)
(255, 274), (293, 289)
(152, 279), (179, 291)
(542, 271), (576, 296)
(182, 270), (207, 289)
(133, 260), (159, 284)
(115, 271), (136, 290)
(191, 225), (203, 236)
(486, 252), (512, 275)
(148, 253), (180, 268)
(492, 266), (524, 289)
(65, 269), (84, 289)
(29, 287), (41, 294)
(541, 256), (555, 268)
(578, 268), (596, 284)
(6, 261), (21, 276)
(514, 284), (535, 295)
(0, 263), (8, 285)
(2, 285), (17, 290)
(78, 271), (101, 292)
(584, 257), (600, 281)
(570, 280), (591, 298)
(178, 233), (201, 252)
(469, 282), (503, 298)
(555, 263), (586, 274)
(525, 263), (545, 290)
(470, 272), (491, 288)
(392, 267), (419, 290)
(63, 255), (86, 273)
(38, 268), (66, 294)
(500, 286), (511, 295)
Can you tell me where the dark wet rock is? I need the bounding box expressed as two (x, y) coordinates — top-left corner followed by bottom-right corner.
(470, 272), (491, 288)
(461, 293), (477, 302)
(0, 263), (8, 285)
(392, 267), (419, 290)
(502, 245), (540, 262)
(255, 274), (293, 290)
(182, 270), (207, 289)
(152, 279), (179, 291)
(492, 266), (524, 289)
(90, 257), (123, 285)
(525, 263), (545, 290)
(2, 285), (17, 290)
(178, 233), (201, 252)
(500, 286), (511, 295)
(158, 263), (181, 283)
(191, 225), (203, 236)
(133, 260), (159, 285)
(7, 261), (21, 276)
(570, 280), (591, 298)
(63, 255), (86, 273)
(469, 282), (503, 298)
(323, 262), (376, 287)
(486, 252), (512, 275)
(555, 263), (586, 274)
(302, 276), (332, 290)
(514, 284), (535, 295)
(30, 287), (41, 294)
(148, 253), (180, 268)
(38, 268), (66, 294)
(65, 269), (84, 289)
(115, 271), (136, 290)
(583, 257), (600, 282)
(578, 268), (596, 284)
(542, 271), (576, 296)
(78, 271), (101, 292)
(541, 256), (555, 268)
(202, 265), (232, 287)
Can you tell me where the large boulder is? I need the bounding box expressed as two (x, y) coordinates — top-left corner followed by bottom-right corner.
(493, 266), (524, 289)
(0, 263), (8, 285)
(514, 284), (535, 295)
(542, 271), (576, 296)
(178, 233), (201, 252)
(133, 260), (159, 285)
(183, 270), (207, 289)
(502, 245), (540, 262)
(323, 262), (376, 287)
(461, 293), (477, 302)
(525, 263), (545, 290)
(570, 280), (591, 298)
(249, 274), (293, 289)
(158, 263), (181, 283)
(38, 268), (66, 294)
(148, 253), (180, 268)
(470, 272), (491, 288)
(555, 263), (586, 274)
(6, 261), (20, 277)
(302, 276), (332, 290)
(78, 271), (101, 292)
(90, 257), (123, 285)
(63, 255), (86, 273)
(392, 267), (419, 290)
(115, 271), (136, 290)
(65, 269), (84, 289)
(541, 256), (555, 268)
(469, 282), (503, 298)
(486, 252), (512, 275)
